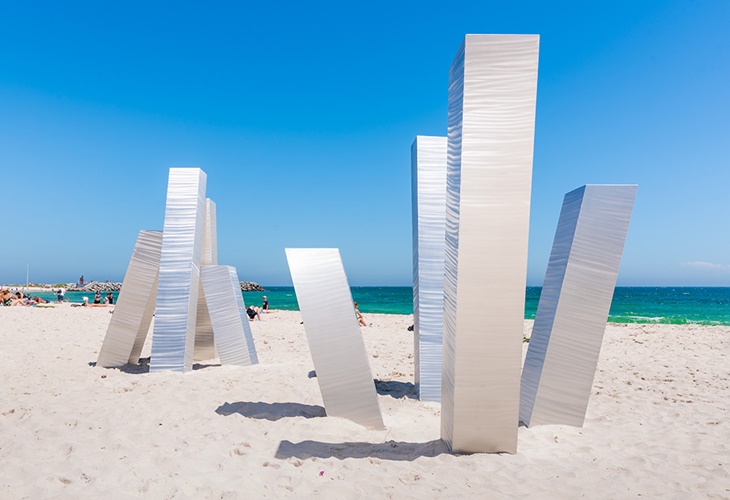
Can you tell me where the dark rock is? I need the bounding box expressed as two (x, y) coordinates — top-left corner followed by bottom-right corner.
(240, 282), (265, 292)
(70, 282), (123, 292)
(68, 280), (264, 293)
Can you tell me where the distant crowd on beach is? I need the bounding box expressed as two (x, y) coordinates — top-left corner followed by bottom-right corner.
(0, 288), (116, 308)
(0, 289), (51, 307)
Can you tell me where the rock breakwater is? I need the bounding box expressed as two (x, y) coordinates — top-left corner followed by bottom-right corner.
(68, 281), (265, 293)
(240, 282), (265, 292)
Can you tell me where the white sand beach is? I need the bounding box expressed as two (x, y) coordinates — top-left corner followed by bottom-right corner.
(0, 306), (727, 498)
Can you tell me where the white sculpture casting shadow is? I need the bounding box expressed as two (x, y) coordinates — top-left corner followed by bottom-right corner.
(285, 248), (384, 430)
(520, 184), (637, 427)
(441, 34), (540, 454)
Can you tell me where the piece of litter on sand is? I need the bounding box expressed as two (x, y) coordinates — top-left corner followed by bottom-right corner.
(319, 471), (324, 476)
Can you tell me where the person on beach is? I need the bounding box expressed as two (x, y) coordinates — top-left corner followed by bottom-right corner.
(105, 293), (114, 305)
(94, 291), (101, 304)
(354, 301), (368, 327)
(246, 305), (261, 321)
(262, 296), (269, 313)
(57, 287), (65, 303)
(1, 289), (25, 306)
(16, 292), (31, 305)
(72, 296), (109, 308)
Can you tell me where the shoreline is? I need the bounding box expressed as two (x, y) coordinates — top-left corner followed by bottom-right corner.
(3, 297), (728, 326)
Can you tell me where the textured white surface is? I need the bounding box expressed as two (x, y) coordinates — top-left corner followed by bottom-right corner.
(194, 199), (218, 361)
(97, 230), (162, 367)
(201, 199), (218, 266)
(411, 135), (447, 402)
(520, 185), (637, 427)
(441, 34), (539, 454)
(200, 265), (257, 366)
(285, 248), (384, 429)
(150, 168), (207, 373)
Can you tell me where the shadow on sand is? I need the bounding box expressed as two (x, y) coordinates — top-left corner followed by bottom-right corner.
(275, 439), (448, 461)
(216, 401), (326, 421)
(88, 358), (221, 374)
(306, 372), (416, 400)
(374, 380), (417, 400)
(88, 360), (150, 374)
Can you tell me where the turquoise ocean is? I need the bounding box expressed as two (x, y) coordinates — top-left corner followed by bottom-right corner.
(35, 286), (730, 326)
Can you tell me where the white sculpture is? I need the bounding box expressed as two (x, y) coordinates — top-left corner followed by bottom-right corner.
(98, 168), (258, 372)
(441, 34), (540, 454)
(97, 230), (162, 367)
(285, 248), (384, 430)
(150, 168), (207, 373)
(200, 265), (258, 366)
(411, 135), (447, 402)
(520, 184), (637, 427)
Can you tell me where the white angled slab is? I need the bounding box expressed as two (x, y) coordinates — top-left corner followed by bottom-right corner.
(150, 168), (207, 373)
(285, 248), (384, 430)
(520, 184), (637, 427)
(194, 199), (218, 361)
(441, 34), (539, 454)
(97, 230), (162, 367)
(411, 135), (448, 402)
(200, 265), (258, 366)
(227, 266), (259, 365)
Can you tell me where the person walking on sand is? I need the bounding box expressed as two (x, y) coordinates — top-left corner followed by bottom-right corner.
(354, 301), (368, 327)
(57, 286), (65, 303)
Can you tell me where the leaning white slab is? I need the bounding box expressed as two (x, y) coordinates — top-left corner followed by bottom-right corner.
(194, 198), (218, 361)
(200, 265), (258, 366)
(285, 248), (384, 430)
(411, 135), (448, 402)
(441, 34), (540, 454)
(97, 230), (162, 367)
(227, 266), (259, 365)
(520, 184), (637, 427)
(150, 168), (207, 373)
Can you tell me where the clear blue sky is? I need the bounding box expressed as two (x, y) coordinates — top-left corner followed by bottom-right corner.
(1, 1), (728, 286)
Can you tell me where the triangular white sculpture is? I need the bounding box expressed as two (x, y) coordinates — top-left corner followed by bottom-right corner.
(97, 168), (257, 372)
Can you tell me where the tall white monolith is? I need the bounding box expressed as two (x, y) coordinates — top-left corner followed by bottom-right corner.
(441, 34), (540, 454)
